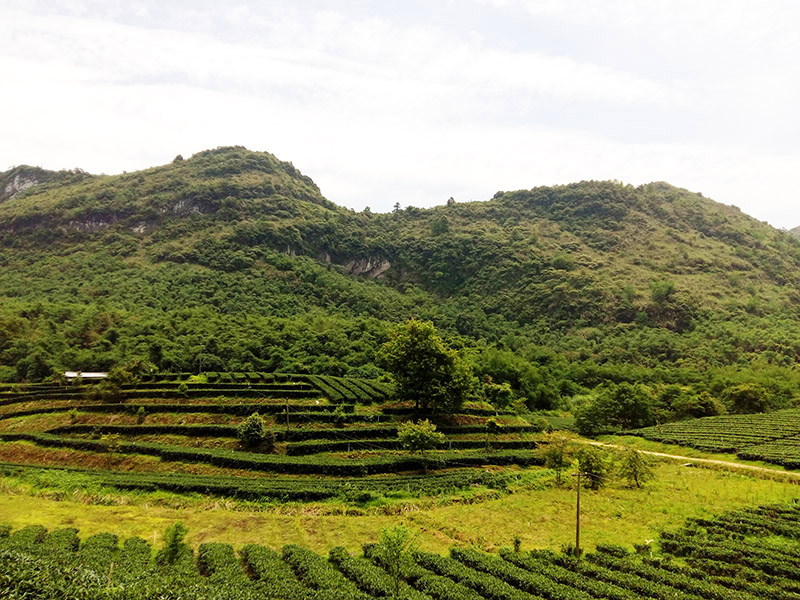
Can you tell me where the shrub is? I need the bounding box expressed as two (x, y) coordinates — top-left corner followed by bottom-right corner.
(156, 522), (189, 565)
(237, 412), (275, 451)
(529, 416), (552, 433)
(398, 420), (446, 457)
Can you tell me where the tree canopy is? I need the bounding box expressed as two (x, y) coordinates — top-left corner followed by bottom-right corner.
(378, 319), (474, 413)
(576, 382), (656, 437)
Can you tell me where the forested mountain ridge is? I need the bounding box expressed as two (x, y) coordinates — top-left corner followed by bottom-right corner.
(2, 146), (800, 411)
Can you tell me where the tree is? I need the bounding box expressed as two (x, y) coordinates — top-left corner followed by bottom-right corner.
(15, 351), (53, 382)
(537, 432), (576, 487)
(237, 412), (275, 450)
(618, 448), (655, 488)
(377, 525), (415, 597)
(723, 383), (771, 414)
(378, 319), (474, 414)
(483, 378), (514, 410)
(120, 358), (156, 378)
(668, 389), (726, 420)
(576, 446), (607, 490)
(431, 215), (450, 235)
(397, 419), (445, 457)
(575, 383), (656, 437)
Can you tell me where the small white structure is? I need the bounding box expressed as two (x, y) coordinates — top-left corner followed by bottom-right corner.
(64, 371), (108, 380)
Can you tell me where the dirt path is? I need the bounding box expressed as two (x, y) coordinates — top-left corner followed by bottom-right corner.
(585, 440), (800, 481)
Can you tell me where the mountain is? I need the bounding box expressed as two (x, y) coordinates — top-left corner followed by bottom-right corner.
(2, 146), (800, 408)
(0, 165), (90, 205)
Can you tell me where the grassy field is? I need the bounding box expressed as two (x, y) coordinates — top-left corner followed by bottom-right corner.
(2, 460), (797, 555)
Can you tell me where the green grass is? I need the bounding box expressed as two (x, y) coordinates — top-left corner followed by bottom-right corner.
(1, 460), (796, 555)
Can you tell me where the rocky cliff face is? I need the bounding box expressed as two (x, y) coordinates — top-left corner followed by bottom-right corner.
(0, 165), (90, 205)
(0, 167), (47, 203)
(345, 256), (392, 278)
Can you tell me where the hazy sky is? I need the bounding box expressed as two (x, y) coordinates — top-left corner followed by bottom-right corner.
(2, 1), (798, 226)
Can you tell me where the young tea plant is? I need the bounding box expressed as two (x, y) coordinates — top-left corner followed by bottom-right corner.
(376, 524), (416, 597)
(156, 522), (189, 566)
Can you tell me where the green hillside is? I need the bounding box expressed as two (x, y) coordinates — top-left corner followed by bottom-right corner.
(2, 146), (800, 411)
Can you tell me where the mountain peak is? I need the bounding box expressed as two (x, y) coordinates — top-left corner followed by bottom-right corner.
(0, 165), (91, 205)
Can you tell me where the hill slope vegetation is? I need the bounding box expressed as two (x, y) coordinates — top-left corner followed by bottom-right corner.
(2, 146), (800, 412)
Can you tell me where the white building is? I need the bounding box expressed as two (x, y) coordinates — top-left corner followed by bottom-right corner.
(64, 371), (108, 380)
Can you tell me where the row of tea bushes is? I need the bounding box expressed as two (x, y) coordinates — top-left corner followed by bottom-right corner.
(4, 502), (800, 598)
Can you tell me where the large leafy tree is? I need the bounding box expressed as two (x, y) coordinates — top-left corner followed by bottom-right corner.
(378, 319), (474, 413)
(575, 382), (656, 436)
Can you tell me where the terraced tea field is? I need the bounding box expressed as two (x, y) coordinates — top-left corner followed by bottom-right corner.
(628, 408), (800, 468)
(0, 373), (542, 503)
(4, 502), (800, 599)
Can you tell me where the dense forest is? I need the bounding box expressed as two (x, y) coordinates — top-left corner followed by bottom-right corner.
(3, 146), (800, 422)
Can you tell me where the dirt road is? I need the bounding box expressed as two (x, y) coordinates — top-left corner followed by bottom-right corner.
(585, 440), (800, 481)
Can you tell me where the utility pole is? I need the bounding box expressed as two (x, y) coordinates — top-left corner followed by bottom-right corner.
(575, 467), (581, 559)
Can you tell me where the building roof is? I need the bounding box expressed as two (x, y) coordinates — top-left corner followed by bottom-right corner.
(64, 371), (108, 379)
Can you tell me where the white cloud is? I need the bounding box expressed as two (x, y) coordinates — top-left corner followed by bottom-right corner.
(0, 1), (798, 227)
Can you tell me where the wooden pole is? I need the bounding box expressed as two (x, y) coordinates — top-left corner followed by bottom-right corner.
(575, 468), (581, 559)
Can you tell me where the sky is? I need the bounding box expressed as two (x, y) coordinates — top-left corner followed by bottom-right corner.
(1, 0), (798, 227)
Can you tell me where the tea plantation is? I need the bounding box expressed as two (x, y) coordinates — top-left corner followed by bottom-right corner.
(4, 502), (800, 599)
(628, 408), (800, 468)
(0, 372), (543, 502)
